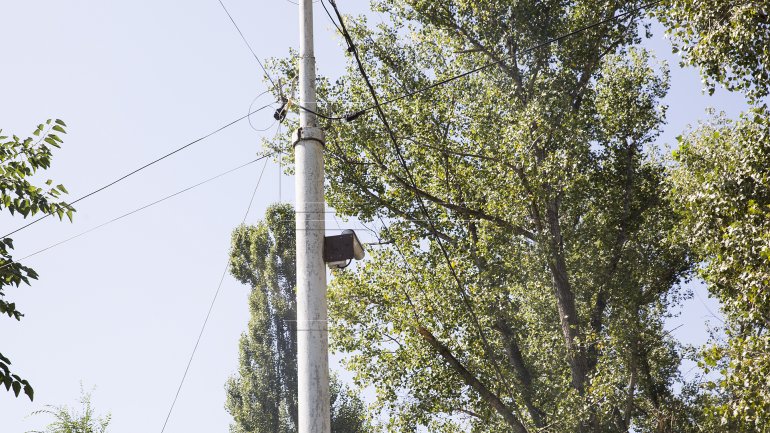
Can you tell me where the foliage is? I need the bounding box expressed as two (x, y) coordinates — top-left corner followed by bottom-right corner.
(660, 1), (770, 429)
(1, 120), (73, 400)
(0, 351), (34, 401)
(669, 107), (770, 431)
(225, 203), (372, 433)
(658, 0), (770, 102)
(28, 387), (111, 433)
(266, 1), (697, 432)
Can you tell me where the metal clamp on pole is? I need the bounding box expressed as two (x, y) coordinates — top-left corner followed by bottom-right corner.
(292, 127), (325, 148)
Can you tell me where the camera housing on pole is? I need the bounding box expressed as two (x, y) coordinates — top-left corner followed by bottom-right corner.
(323, 229), (365, 269)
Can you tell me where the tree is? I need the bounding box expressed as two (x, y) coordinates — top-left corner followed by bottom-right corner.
(266, 1), (694, 431)
(658, 0), (770, 102)
(1, 120), (73, 401)
(225, 203), (372, 433)
(659, 2), (770, 430)
(669, 108), (770, 431)
(28, 387), (111, 433)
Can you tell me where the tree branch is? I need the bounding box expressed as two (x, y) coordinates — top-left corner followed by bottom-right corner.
(545, 198), (589, 394)
(494, 320), (546, 428)
(418, 326), (529, 433)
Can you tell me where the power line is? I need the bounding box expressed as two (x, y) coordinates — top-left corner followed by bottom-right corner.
(1, 104), (273, 239)
(1, 156), (272, 270)
(320, 0), (343, 34)
(159, 144), (273, 433)
(301, 0), (661, 122)
(215, 0), (277, 89)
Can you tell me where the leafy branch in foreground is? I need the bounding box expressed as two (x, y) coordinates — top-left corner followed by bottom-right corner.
(1, 119), (74, 400)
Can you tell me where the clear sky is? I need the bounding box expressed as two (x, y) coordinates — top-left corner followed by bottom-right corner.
(0, 1), (747, 432)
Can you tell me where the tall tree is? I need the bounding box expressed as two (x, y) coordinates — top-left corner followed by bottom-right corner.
(225, 203), (371, 433)
(1, 120), (73, 401)
(660, 2), (770, 430)
(267, 1), (693, 432)
(670, 109), (770, 431)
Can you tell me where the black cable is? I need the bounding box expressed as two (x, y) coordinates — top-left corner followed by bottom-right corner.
(2, 156), (272, 269)
(2, 104), (273, 239)
(314, 0), (662, 122)
(216, 0), (277, 89)
(296, 103), (350, 121)
(320, 0), (343, 34)
(159, 139), (273, 433)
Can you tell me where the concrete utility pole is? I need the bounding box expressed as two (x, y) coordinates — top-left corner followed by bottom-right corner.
(294, 0), (330, 432)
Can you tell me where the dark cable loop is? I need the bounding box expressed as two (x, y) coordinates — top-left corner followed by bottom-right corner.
(248, 89), (278, 132)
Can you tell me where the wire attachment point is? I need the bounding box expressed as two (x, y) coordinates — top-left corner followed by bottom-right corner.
(343, 111), (364, 122)
(273, 98), (289, 121)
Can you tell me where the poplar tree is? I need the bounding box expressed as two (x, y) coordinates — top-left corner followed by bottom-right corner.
(661, 1), (770, 429)
(670, 109), (770, 431)
(225, 204), (371, 433)
(267, 1), (693, 431)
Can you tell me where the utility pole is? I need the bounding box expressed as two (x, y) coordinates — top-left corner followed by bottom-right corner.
(294, 0), (330, 432)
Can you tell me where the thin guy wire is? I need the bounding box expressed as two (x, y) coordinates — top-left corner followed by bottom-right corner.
(328, 0), (517, 403)
(215, 0), (277, 89)
(2, 104), (273, 239)
(2, 156), (272, 270)
(297, 0), (662, 121)
(159, 146), (273, 433)
(375, 216), (438, 325)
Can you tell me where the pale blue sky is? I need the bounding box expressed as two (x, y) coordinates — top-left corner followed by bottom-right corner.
(0, 2), (746, 432)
